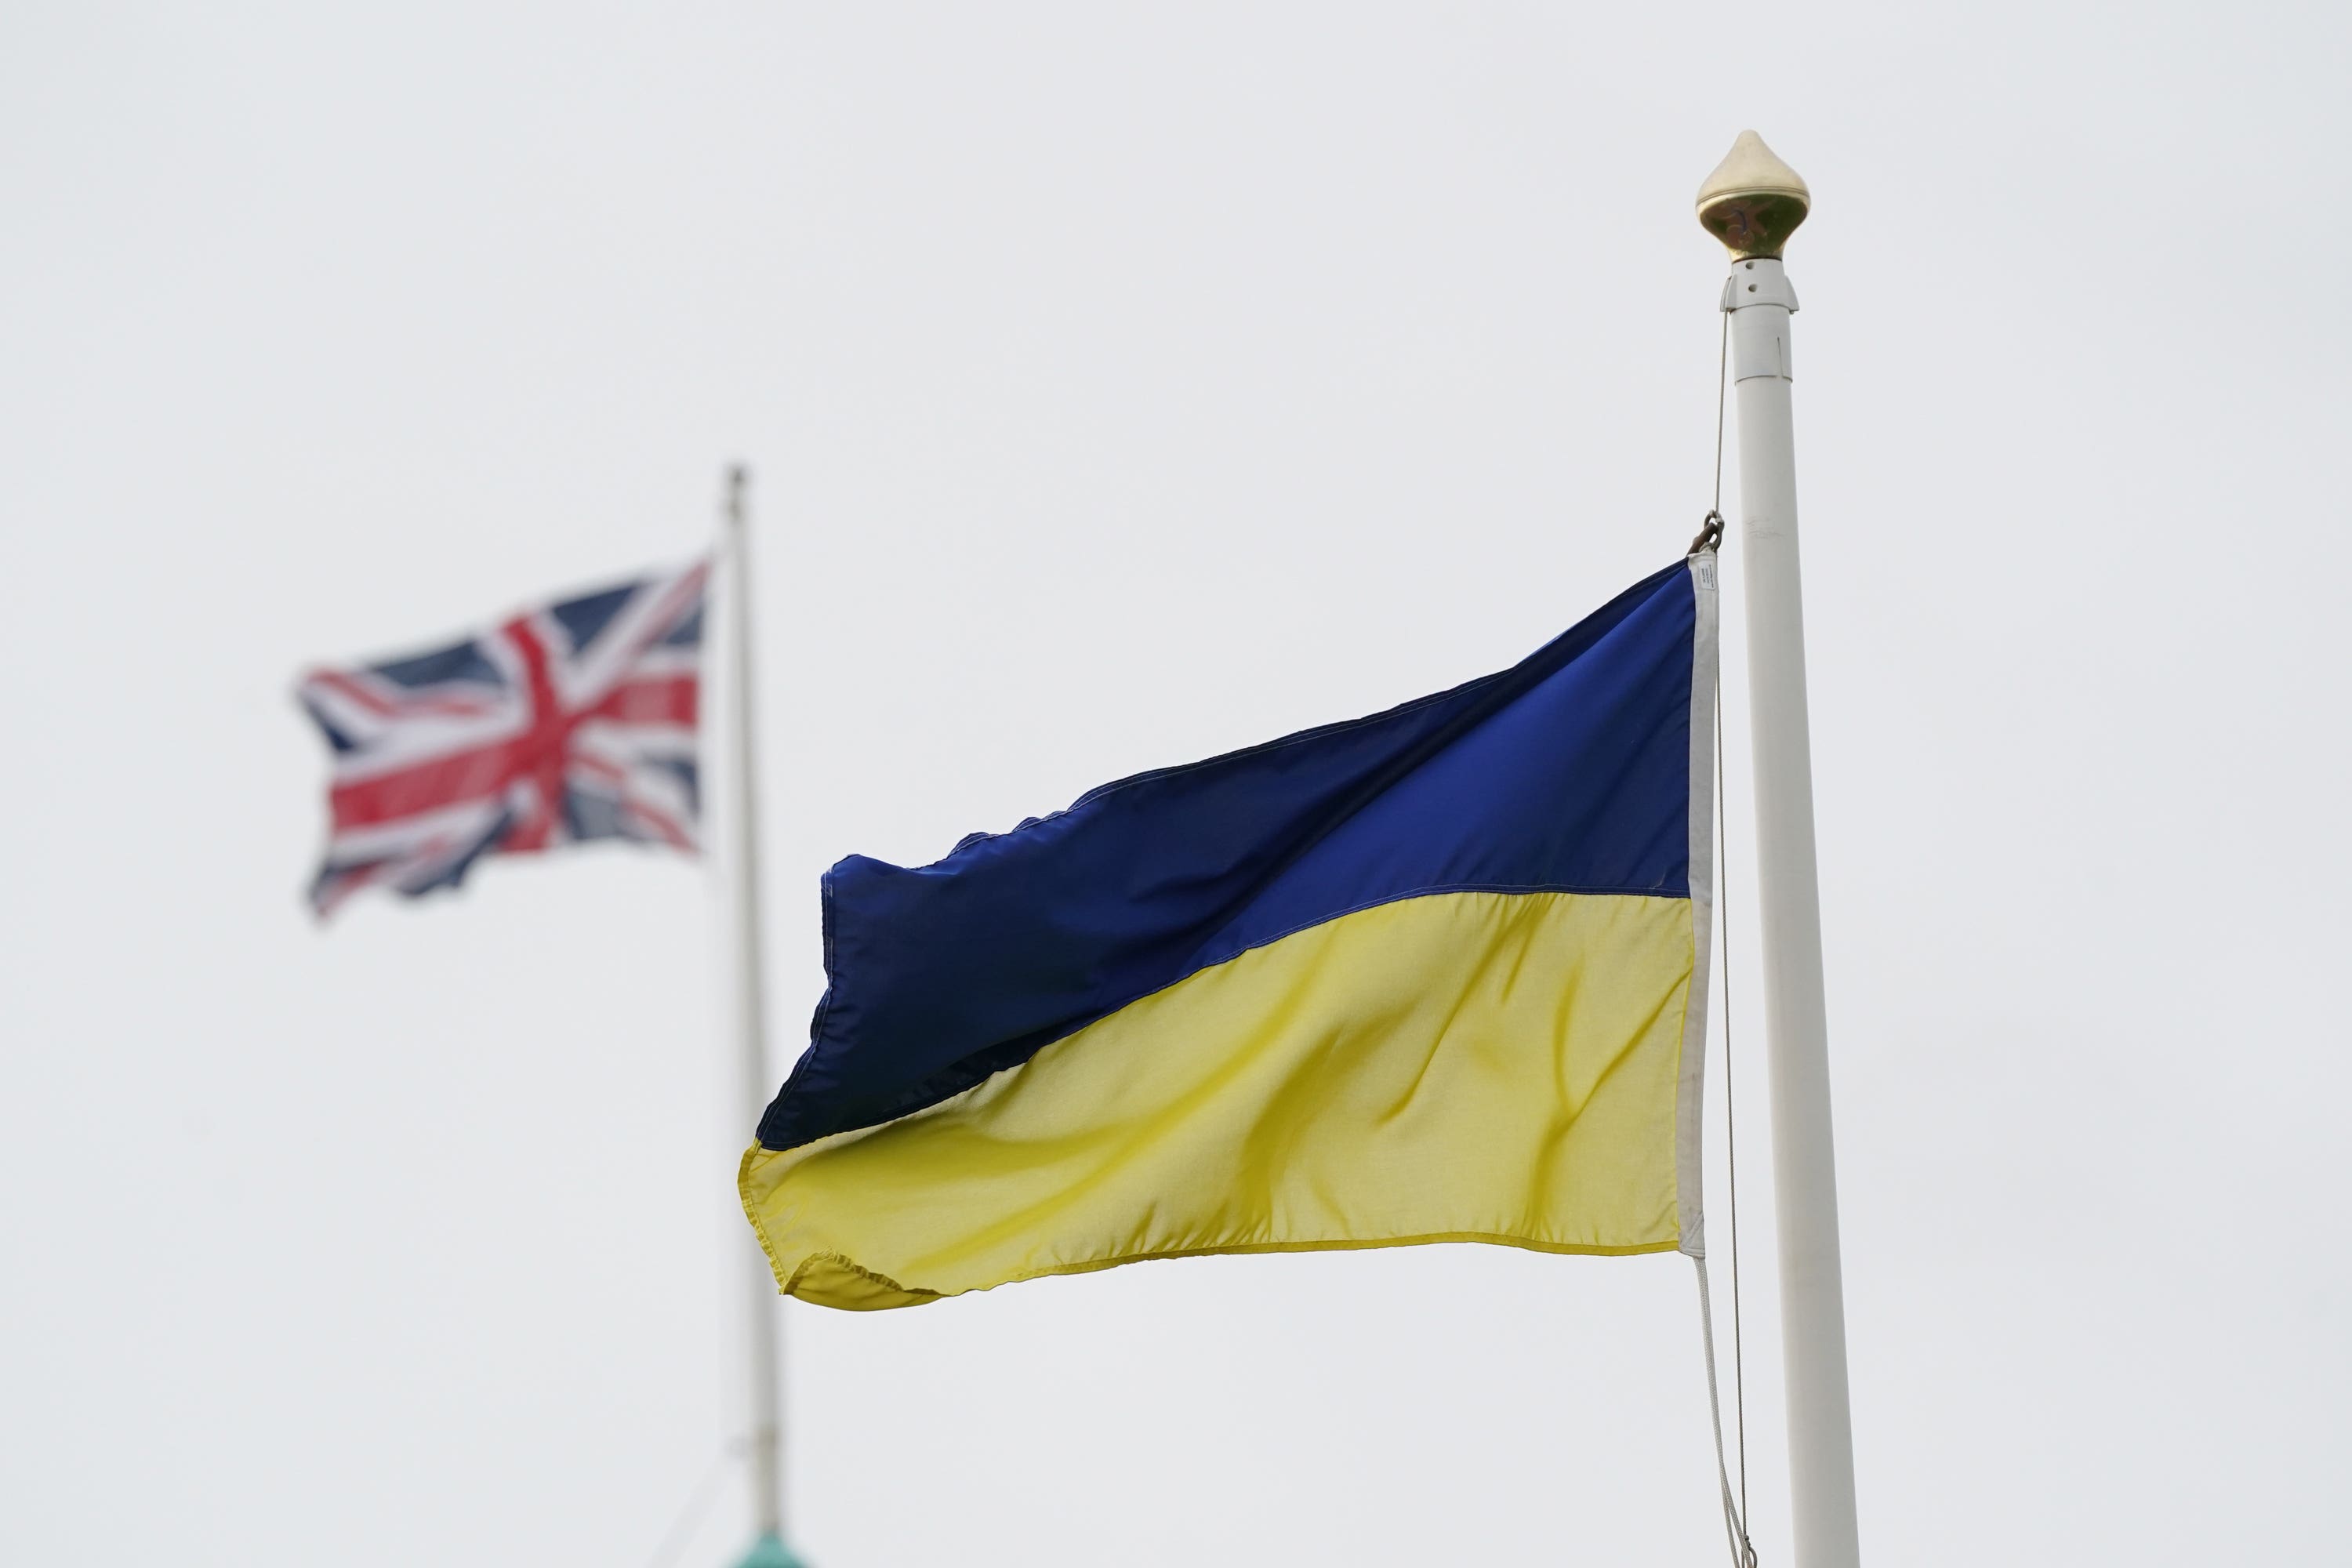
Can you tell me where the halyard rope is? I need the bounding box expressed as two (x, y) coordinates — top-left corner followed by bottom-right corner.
(1715, 691), (1757, 1566)
(1695, 299), (1757, 1567)
(1697, 1255), (1760, 1566)
(1689, 312), (1731, 555)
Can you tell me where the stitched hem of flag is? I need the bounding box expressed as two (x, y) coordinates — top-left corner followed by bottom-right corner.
(1674, 551), (1720, 1261)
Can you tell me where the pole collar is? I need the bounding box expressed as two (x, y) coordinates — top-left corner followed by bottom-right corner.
(1721, 258), (1799, 314)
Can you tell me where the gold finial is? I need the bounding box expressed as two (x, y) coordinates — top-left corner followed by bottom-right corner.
(1696, 130), (1810, 260)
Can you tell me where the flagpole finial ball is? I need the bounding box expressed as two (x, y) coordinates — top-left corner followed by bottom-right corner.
(1697, 131), (1809, 260)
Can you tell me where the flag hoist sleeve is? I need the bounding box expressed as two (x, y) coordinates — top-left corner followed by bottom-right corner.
(742, 556), (1719, 1309)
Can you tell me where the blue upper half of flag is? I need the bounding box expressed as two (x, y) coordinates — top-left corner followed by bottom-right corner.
(757, 561), (1699, 1152)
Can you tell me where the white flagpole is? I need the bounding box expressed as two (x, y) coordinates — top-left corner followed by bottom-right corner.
(1697, 132), (1861, 1567)
(723, 464), (789, 1558)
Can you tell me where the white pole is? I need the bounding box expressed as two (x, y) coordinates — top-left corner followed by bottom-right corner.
(1698, 132), (1860, 1567)
(724, 465), (788, 1553)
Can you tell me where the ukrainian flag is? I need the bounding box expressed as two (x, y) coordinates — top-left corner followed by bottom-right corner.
(743, 557), (1718, 1309)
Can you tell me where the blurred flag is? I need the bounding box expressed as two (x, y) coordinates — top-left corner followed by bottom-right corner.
(299, 561), (706, 916)
(742, 557), (1718, 1308)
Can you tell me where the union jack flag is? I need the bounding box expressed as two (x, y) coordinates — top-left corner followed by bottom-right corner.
(299, 561), (706, 917)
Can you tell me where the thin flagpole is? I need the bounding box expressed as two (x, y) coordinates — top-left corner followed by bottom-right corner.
(723, 464), (789, 1556)
(1697, 133), (1861, 1567)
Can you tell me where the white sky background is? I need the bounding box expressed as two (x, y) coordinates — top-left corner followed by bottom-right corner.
(4, 3), (2347, 1563)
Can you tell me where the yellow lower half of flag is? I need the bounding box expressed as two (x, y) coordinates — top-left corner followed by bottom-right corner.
(740, 890), (1696, 1310)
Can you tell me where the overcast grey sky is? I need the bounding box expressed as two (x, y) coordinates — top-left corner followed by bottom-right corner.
(5, 4), (2347, 1564)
